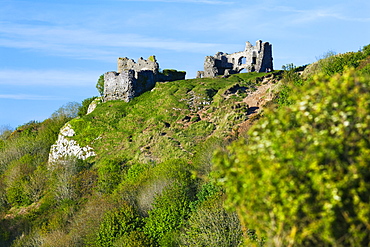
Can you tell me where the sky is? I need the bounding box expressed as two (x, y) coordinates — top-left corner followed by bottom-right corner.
(0, 0), (369, 129)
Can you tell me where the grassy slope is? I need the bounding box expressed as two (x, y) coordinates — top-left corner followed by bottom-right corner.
(1, 72), (280, 246)
(70, 72), (268, 167)
(2, 46), (369, 246)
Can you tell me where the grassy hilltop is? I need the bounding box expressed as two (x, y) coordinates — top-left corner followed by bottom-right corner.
(1, 45), (370, 246)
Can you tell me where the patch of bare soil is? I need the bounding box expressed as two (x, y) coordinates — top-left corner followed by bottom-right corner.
(238, 76), (279, 134)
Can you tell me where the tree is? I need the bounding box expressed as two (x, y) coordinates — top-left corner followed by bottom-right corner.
(51, 102), (81, 120)
(0, 125), (13, 140)
(215, 69), (370, 246)
(96, 74), (105, 97)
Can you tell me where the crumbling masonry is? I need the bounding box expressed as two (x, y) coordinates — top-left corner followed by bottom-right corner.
(103, 41), (273, 102)
(197, 40), (273, 78)
(104, 56), (186, 102)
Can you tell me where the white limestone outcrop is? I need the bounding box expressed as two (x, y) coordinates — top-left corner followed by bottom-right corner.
(48, 123), (95, 163)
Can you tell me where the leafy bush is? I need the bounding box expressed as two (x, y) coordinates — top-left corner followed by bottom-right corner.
(304, 49), (367, 78)
(362, 44), (370, 57)
(113, 230), (152, 247)
(360, 63), (370, 76)
(189, 181), (221, 211)
(125, 163), (150, 183)
(181, 194), (243, 247)
(97, 159), (126, 194)
(143, 182), (193, 245)
(144, 160), (196, 246)
(275, 63), (304, 107)
(0, 125), (13, 141)
(50, 156), (88, 203)
(3, 154), (35, 206)
(95, 203), (143, 247)
(96, 74), (104, 97)
(78, 96), (98, 117)
(215, 69), (370, 246)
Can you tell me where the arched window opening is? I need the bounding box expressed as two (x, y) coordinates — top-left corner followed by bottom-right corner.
(238, 57), (246, 65)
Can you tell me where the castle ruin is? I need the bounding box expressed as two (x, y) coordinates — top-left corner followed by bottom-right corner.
(104, 56), (186, 102)
(197, 40), (273, 78)
(104, 40), (273, 102)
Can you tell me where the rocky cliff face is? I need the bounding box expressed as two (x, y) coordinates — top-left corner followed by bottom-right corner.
(48, 123), (95, 163)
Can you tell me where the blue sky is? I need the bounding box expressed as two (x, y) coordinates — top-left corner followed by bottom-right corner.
(1, 0), (369, 128)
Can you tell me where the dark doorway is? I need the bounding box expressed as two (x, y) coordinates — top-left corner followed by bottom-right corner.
(252, 52), (257, 64)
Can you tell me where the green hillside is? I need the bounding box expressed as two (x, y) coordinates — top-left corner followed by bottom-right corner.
(1, 44), (370, 246)
(71, 72), (265, 164)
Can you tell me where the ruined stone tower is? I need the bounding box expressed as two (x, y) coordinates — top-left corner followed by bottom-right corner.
(197, 40), (273, 78)
(104, 56), (186, 102)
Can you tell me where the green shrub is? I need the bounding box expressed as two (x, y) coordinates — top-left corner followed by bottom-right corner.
(214, 69), (370, 246)
(181, 194), (243, 247)
(113, 230), (152, 247)
(96, 203), (142, 247)
(96, 74), (105, 97)
(189, 181), (221, 211)
(134, 158), (196, 215)
(275, 63), (304, 107)
(4, 154), (35, 206)
(78, 96), (98, 117)
(143, 183), (192, 245)
(317, 51), (365, 76)
(362, 44), (370, 57)
(50, 157), (88, 203)
(360, 63), (370, 76)
(125, 163), (150, 183)
(97, 159), (126, 194)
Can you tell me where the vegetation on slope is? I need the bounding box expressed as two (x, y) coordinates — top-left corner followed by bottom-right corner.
(215, 45), (370, 246)
(0, 44), (369, 246)
(0, 72), (271, 246)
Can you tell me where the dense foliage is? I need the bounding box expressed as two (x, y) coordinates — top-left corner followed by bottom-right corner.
(96, 74), (104, 97)
(1, 44), (369, 246)
(0, 104), (80, 246)
(215, 47), (370, 246)
(1, 72), (266, 246)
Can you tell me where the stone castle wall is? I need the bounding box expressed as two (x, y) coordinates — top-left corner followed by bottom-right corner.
(104, 56), (186, 102)
(199, 40), (273, 78)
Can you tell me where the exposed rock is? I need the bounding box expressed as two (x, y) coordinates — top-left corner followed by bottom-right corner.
(48, 123), (95, 164)
(87, 97), (102, 114)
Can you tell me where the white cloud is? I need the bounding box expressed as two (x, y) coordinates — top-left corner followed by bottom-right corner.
(0, 21), (226, 61)
(0, 69), (98, 87)
(271, 4), (370, 25)
(186, 2), (370, 34)
(0, 94), (65, 100)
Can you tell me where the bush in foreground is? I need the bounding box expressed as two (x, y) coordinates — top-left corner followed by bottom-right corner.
(215, 69), (370, 246)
